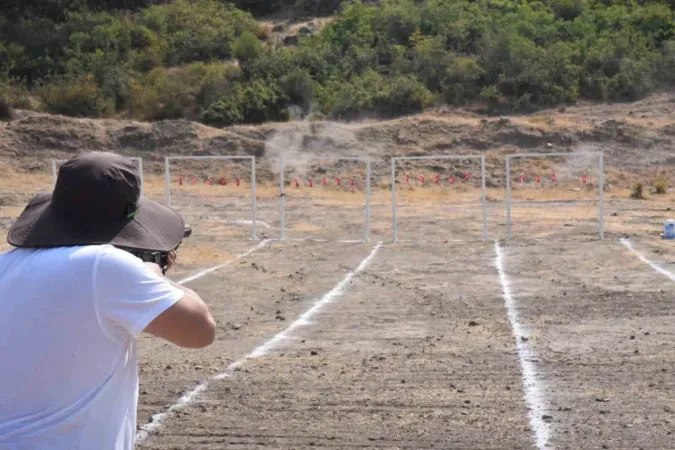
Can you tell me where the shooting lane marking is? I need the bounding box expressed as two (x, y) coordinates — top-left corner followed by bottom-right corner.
(620, 238), (675, 282)
(494, 241), (551, 450)
(136, 241), (383, 443)
(224, 219), (272, 229)
(176, 240), (269, 285)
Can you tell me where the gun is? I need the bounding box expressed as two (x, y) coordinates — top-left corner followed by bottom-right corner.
(123, 224), (192, 275)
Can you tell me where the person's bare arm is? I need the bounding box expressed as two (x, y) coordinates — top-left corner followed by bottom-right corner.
(142, 252), (216, 348)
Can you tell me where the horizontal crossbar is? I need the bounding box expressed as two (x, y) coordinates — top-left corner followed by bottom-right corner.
(392, 155), (483, 161)
(166, 156), (254, 161)
(507, 152), (602, 159)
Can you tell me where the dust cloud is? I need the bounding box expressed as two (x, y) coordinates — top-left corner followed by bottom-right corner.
(264, 113), (375, 180)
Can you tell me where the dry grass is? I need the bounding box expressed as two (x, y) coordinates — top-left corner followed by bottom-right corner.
(257, 23), (273, 41)
(175, 244), (233, 266)
(3, 170), (675, 246)
(623, 116), (675, 129)
(510, 115), (595, 133)
(0, 171), (52, 194)
(630, 182), (645, 199)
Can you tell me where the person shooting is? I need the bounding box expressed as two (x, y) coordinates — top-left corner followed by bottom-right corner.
(0, 151), (216, 449)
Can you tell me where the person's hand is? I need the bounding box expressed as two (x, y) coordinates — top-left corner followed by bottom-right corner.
(166, 250), (177, 272)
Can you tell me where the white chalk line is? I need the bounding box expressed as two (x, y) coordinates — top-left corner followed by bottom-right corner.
(224, 219), (272, 229)
(176, 240), (269, 285)
(284, 238), (365, 243)
(494, 241), (551, 450)
(620, 238), (675, 282)
(136, 241), (383, 443)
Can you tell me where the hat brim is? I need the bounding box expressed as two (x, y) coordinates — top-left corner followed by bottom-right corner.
(7, 192), (185, 252)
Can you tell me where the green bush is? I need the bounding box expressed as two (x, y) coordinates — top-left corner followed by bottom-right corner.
(39, 76), (114, 117)
(0, 98), (11, 121)
(233, 0), (342, 18)
(551, 0), (585, 21)
(201, 79), (288, 126)
(280, 69), (315, 112)
(654, 178), (668, 194)
(658, 40), (675, 83)
(140, 0), (260, 66)
(442, 56), (484, 105)
(375, 75), (434, 116)
(319, 70), (433, 119)
(233, 32), (263, 63)
(1, 0), (674, 124)
(631, 182), (644, 199)
(130, 62), (241, 121)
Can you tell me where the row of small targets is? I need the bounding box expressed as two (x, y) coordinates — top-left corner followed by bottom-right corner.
(289, 176), (363, 188)
(177, 176), (244, 186)
(403, 172), (471, 185)
(517, 173), (589, 183)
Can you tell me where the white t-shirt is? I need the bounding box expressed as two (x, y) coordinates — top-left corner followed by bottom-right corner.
(0, 244), (184, 450)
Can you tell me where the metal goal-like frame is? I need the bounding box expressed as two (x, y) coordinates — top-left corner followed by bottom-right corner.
(52, 157), (144, 194)
(279, 156), (372, 242)
(164, 155), (257, 241)
(391, 155), (488, 242)
(505, 151), (605, 240)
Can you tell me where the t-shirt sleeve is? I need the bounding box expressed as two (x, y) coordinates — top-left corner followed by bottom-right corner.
(94, 245), (185, 339)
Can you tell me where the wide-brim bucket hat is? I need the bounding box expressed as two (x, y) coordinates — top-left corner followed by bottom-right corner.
(7, 151), (185, 252)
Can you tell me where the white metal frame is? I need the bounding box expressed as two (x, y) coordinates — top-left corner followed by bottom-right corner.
(164, 155), (257, 241)
(505, 151), (604, 240)
(279, 156), (371, 242)
(391, 155), (488, 241)
(52, 157), (144, 194)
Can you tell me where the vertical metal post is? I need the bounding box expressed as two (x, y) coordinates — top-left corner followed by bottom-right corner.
(365, 159), (371, 242)
(391, 158), (397, 242)
(480, 155), (488, 241)
(164, 157), (171, 207)
(251, 157), (257, 241)
(137, 157), (144, 196)
(598, 153), (605, 240)
(280, 157), (286, 240)
(506, 156), (512, 240)
(52, 160), (58, 188)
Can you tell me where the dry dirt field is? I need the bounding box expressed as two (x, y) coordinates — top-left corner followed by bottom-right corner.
(129, 185), (675, 450)
(2, 95), (675, 449)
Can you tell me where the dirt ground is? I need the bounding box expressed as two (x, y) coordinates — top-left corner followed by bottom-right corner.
(128, 227), (675, 449)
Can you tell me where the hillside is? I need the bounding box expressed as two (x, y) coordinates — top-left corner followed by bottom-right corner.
(1, 0), (674, 127)
(1, 92), (673, 186)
